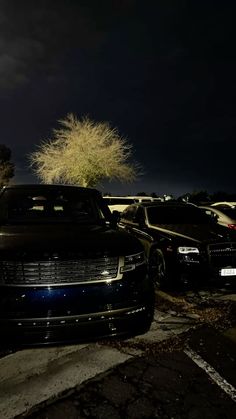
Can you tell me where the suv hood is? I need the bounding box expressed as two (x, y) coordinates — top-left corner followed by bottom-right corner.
(0, 224), (142, 256)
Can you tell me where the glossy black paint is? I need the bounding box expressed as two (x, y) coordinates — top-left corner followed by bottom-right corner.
(1, 268), (148, 318)
(0, 185), (154, 345)
(119, 202), (236, 289)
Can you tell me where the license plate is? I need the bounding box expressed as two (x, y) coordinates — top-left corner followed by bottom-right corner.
(220, 268), (236, 276)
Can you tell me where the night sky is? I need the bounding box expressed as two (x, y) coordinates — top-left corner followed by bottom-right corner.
(0, 0), (235, 197)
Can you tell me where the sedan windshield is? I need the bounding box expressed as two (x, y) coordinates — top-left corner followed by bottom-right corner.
(146, 206), (213, 225)
(216, 207), (236, 219)
(0, 188), (104, 224)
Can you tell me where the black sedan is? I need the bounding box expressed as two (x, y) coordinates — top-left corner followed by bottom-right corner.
(118, 201), (236, 289)
(0, 185), (154, 346)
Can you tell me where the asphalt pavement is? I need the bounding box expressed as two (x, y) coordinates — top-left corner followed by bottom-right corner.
(20, 325), (236, 419)
(0, 289), (235, 419)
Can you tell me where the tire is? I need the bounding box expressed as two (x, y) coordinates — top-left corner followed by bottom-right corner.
(134, 309), (154, 336)
(148, 248), (168, 289)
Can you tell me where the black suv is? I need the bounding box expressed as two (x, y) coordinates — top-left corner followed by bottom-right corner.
(0, 185), (154, 345)
(119, 201), (236, 289)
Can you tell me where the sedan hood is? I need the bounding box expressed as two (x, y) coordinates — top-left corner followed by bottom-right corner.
(0, 224), (142, 256)
(149, 222), (235, 244)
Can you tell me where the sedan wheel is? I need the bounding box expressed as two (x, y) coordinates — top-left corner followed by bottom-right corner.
(149, 249), (168, 289)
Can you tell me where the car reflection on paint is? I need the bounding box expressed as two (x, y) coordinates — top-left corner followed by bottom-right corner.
(118, 201), (236, 289)
(0, 184), (154, 346)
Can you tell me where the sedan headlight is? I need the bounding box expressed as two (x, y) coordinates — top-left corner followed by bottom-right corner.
(120, 251), (146, 273)
(178, 247), (199, 254)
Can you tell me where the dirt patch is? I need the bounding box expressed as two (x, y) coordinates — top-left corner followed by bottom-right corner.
(155, 289), (236, 331)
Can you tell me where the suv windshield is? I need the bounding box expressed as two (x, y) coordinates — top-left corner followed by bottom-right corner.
(0, 188), (104, 224)
(147, 206), (213, 224)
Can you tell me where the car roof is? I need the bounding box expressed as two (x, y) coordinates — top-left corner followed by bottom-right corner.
(103, 195), (160, 200)
(126, 201), (197, 209)
(103, 196), (133, 199)
(211, 201), (236, 208)
(1, 184), (100, 194)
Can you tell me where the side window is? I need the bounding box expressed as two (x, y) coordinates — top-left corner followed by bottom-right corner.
(213, 205), (224, 209)
(134, 207), (145, 224)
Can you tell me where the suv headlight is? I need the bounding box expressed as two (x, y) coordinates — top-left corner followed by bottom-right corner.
(178, 247), (199, 254)
(120, 251), (146, 273)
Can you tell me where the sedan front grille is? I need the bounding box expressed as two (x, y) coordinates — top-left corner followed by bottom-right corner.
(208, 242), (236, 268)
(0, 256), (119, 286)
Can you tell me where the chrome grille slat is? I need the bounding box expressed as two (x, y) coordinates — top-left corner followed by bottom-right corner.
(0, 257), (119, 285)
(208, 242), (236, 268)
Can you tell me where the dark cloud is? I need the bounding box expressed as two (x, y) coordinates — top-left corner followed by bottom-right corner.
(0, 0), (235, 196)
(0, 0), (108, 90)
(0, 37), (44, 89)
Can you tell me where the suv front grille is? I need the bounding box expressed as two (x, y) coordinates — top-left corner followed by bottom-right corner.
(208, 242), (236, 268)
(0, 256), (119, 286)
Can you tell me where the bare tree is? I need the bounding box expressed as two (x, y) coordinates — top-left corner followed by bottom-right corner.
(0, 144), (14, 188)
(29, 114), (140, 187)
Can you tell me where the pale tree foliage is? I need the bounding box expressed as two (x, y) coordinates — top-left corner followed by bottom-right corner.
(29, 114), (140, 187)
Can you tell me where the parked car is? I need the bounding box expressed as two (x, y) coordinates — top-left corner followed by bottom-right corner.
(103, 196), (163, 214)
(211, 202), (236, 208)
(118, 201), (236, 289)
(103, 196), (138, 213)
(0, 185), (154, 345)
(199, 204), (236, 230)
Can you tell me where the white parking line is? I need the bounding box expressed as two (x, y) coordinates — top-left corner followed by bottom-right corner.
(184, 346), (236, 403)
